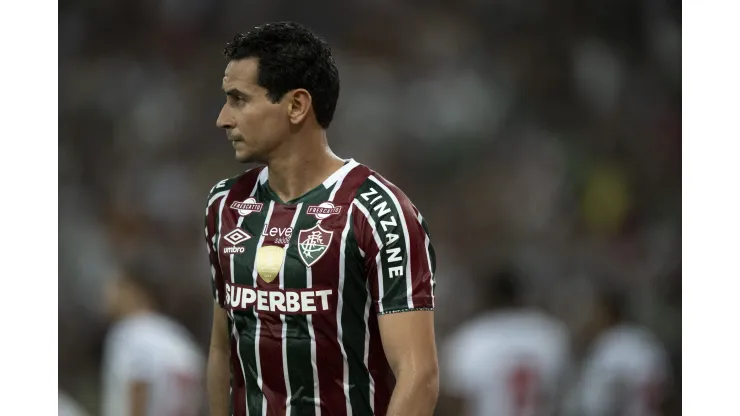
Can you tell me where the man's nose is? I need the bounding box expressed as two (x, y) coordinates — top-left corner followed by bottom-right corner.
(216, 105), (234, 130)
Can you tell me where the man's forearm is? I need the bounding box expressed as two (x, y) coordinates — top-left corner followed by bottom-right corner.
(386, 368), (439, 416)
(207, 346), (231, 416)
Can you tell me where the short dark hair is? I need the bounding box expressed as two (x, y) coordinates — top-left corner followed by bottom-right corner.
(224, 22), (340, 129)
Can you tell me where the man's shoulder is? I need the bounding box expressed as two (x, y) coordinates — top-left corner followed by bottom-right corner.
(206, 166), (267, 203)
(353, 169), (409, 201)
(352, 169), (421, 219)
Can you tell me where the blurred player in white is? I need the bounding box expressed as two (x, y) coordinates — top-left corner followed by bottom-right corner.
(440, 268), (571, 416)
(568, 288), (670, 416)
(102, 258), (205, 416)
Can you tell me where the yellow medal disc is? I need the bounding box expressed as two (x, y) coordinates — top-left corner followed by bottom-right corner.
(255, 245), (285, 283)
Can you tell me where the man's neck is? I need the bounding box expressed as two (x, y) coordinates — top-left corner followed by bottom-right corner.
(266, 132), (345, 202)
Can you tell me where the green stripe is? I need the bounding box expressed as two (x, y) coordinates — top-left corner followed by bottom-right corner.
(283, 188), (332, 415)
(419, 217), (437, 292)
(341, 218), (374, 415)
(227, 314), (235, 416)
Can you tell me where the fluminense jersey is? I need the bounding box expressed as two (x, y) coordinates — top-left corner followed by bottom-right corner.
(101, 313), (205, 416)
(442, 310), (571, 416)
(204, 160), (436, 416)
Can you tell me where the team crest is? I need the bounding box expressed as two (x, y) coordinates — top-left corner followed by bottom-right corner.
(298, 224), (334, 267)
(230, 197), (263, 216)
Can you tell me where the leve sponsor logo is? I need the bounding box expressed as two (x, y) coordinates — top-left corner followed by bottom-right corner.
(222, 228), (251, 254)
(224, 282), (333, 314)
(261, 225), (293, 245)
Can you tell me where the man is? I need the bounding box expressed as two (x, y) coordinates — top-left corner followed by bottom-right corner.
(439, 268), (571, 416)
(205, 22), (438, 416)
(567, 288), (670, 416)
(102, 259), (205, 416)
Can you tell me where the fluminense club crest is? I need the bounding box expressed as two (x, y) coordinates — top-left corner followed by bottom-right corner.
(298, 224), (334, 267)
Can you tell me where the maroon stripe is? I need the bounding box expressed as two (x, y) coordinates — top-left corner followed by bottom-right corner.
(215, 167), (264, 416)
(255, 204), (298, 415)
(372, 174), (433, 308)
(230, 335), (247, 416)
(352, 204), (382, 312)
(220, 167), (265, 224)
(367, 313), (394, 414)
(218, 167), (266, 276)
(352, 205), (393, 411)
(333, 165), (372, 203)
(207, 195), (227, 307)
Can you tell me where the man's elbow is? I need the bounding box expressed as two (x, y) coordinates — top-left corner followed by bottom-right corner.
(398, 361), (439, 400)
(423, 362), (440, 402)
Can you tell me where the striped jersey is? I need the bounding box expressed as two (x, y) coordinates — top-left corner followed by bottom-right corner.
(204, 159), (436, 416)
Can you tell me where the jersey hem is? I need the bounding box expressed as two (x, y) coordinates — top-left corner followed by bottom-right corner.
(377, 307), (434, 316)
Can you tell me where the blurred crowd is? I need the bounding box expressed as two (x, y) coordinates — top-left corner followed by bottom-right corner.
(59, 0), (681, 414)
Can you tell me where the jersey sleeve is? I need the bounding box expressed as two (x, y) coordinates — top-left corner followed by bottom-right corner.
(204, 180), (230, 308)
(353, 175), (436, 315)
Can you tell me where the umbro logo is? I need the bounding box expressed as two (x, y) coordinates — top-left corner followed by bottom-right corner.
(222, 228), (251, 254)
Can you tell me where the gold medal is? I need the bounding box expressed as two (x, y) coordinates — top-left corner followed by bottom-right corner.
(255, 245), (285, 283)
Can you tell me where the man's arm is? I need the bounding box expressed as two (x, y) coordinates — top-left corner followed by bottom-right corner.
(353, 175), (439, 415)
(379, 310), (439, 416)
(207, 303), (231, 416)
(204, 182), (232, 416)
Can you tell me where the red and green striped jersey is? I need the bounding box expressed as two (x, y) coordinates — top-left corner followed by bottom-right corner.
(204, 160), (436, 416)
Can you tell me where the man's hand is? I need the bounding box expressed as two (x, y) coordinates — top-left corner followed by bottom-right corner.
(379, 310), (439, 416)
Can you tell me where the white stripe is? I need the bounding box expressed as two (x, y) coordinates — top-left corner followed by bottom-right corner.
(417, 212), (435, 307)
(258, 167), (269, 184)
(323, 159), (359, 189)
(363, 279), (375, 413)
(215, 194), (229, 254)
(367, 176), (414, 309)
(338, 207), (355, 415)
(280, 203), (303, 416)
(352, 200), (385, 313)
(306, 269), (322, 415)
(208, 192), (231, 301)
(231, 213), (249, 416)
(208, 190), (229, 209)
(252, 201), (275, 416)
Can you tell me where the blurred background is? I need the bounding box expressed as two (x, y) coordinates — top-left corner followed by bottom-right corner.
(59, 0), (681, 414)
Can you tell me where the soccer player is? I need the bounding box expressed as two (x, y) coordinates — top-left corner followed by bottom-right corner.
(101, 259), (205, 416)
(205, 22), (438, 416)
(567, 288), (670, 416)
(439, 268), (571, 416)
